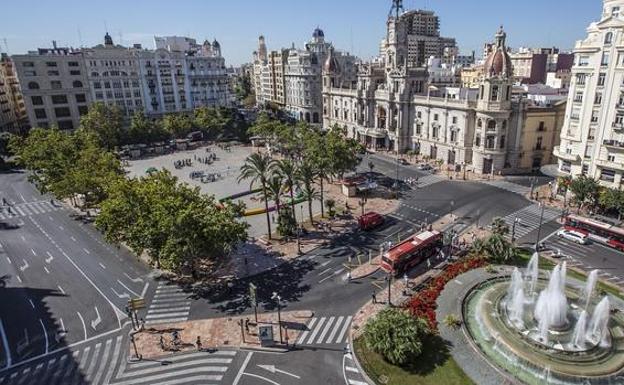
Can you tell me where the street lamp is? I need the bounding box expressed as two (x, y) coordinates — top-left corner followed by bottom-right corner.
(296, 205), (302, 255)
(271, 292), (283, 344)
(511, 217), (520, 245)
(358, 196), (367, 216)
(535, 203), (545, 252)
(386, 272), (393, 306)
(450, 200), (455, 221)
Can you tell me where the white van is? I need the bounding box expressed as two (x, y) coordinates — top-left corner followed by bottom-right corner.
(557, 229), (589, 245)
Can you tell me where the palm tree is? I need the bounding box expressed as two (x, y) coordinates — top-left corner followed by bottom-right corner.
(265, 175), (284, 222)
(274, 159), (299, 224)
(298, 161), (320, 224)
(314, 157), (331, 218)
(490, 217), (509, 236)
(238, 153), (274, 239)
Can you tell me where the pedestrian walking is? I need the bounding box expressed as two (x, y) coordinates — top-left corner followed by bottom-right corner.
(371, 292), (377, 304)
(244, 318), (250, 334)
(159, 335), (165, 350)
(196, 336), (202, 351)
(346, 271), (352, 281)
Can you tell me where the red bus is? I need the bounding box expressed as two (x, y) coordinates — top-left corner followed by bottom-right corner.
(380, 230), (443, 276)
(563, 214), (624, 251)
(358, 212), (385, 231)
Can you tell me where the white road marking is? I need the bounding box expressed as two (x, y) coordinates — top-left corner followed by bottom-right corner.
(243, 373), (280, 385)
(117, 280), (140, 297)
(91, 307), (101, 330)
(59, 226), (63, 230)
(99, 263), (106, 269)
(19, 194), (26, 203)
(336, 316), (353, 343)
(348, 380), (368, 385)
(234, 352), (253, 385)
(19, 259), (29, 272)
(0, 318), (12, 368)
(111, 287), (130, 299)
(297, 318), (317, 344)
(16, 275), (22, 283)
(20, 235), (25, 242)
(43, 266), (50, 274)
(306, 317), (326, 344)
(316, 316), (335, 344)
(124, 273), (143, 283)
(318, 268), (332, 276)
(39, 319), (48, 354)
(346, 366), (358, 373)
(45, 251), (54, 263)
(141, 282), (149, 297)
(147, 306), (191, 314)
(28, 299), (35, 309)
(77, 311), (87, 340)
(257, 364), (300, 378)
(59, 318), (65, 333)
(70, 236), (76, 242)
(83, 248), (91, 254)
(326, 316), (344, 344)
(57, 285), (65, 294)
(5, 257), (10, 264)
(31, 249), (36, 256)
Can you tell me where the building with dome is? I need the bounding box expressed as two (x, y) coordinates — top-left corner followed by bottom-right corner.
(322, 1), (566, 175)
(554, 0), (624, 187)
(252, 29), (357, 123)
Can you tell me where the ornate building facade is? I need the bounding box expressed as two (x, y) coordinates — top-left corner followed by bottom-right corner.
(323, 1), (565, 174)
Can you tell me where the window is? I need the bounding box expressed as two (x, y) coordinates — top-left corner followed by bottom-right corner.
(486, 135), (495, 149)
(591, 110), (600, 123)
(598, 73), (606, 86)
(70, 70), (81, 76)
(452, 116), (458, 124)
(574, 92), (583, 103)
(536, 137), (543, 150)
(488, 120), (497, 131)
(608, 155), (616, 162)
(491, 85), (499, 101)
(31, 96), (43, 105)
(576, 73), (587, 85)
(34, 108), (46, 119)
(477, 119), (483, 129)
(434, 113), (439, 121)
(91, 72), (100, 77)
(72, 80), (83, 88)
(95, 92), (103, 100)
(605, 32), (614, 45)
(51, 81), (62, 90)
(54, 107), (71, 118)
(51, 95), (68, 104)
(579, 56), (590, 66)
(595, 92), (603, 105)
(602, 53), (610, 67)
(417, 111), (422, 119)
(475, 135), (481, 147)
(57, 121), (74, 130)
(47, 70), (60, 76)
(538, 121), (546, 131)
(104, 82), (111, 89)
(45, 61), (57, 67)
(22, 62), (34, 67)
(93, 82), (101, 89)
(28, 81), (39, 90)
(75, 94), (86, 103)
(613, 6), (621, 17)
(68, 61), (79, 67)
(601, 169), (616, 182)
(78, 105), (89, 115)
(581, 164), (589, 175)
(24, 70), (36, 76)
(415, 123), (422, 135)
(500, 135), (506, 149)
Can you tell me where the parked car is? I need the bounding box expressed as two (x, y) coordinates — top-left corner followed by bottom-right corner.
(0, 222), (19, 230)
(358, 212), (385, 231)
(418, 164), (434, 171)
(557, 229), (589, 245)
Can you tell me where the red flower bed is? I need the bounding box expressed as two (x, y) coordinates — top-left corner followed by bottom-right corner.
(406, 257), (486, 330)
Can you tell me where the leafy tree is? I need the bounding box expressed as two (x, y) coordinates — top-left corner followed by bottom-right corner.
(126, 111), (170, 145)
(569, 175), (601, 213)
(79, 102), (124, 149)
(265, 175), (284, 221)
(364, 308), (429, 366)
(163, 113), (194, 139)
(484, 234), (516, 262)
(0, 132), (13, 167)
(194, 107), (232, 139)
(599, 188), (624, 219)
(325, 129), (360, 180)
(274, 159), (299, 225)
(97, 170), (247, 272)
(297, 161), (319, 224)
(325, 198), (336, 218)
(277, 206), (296, 237)
(239, 153), (275, 240)
(491, 217), (510, 236)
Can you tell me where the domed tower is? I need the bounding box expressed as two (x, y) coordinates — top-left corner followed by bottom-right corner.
(202, 39), (213, 56)
(104, 32), (114, 47)
(258, 35), (268, 62)
(212, 39), (221, 57)
(323, 47), (341, 90)
(473, 27), (514, 174)
(312, 27), (325, 44)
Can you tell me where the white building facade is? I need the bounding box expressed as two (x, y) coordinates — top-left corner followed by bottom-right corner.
(555, 0), (624, 186)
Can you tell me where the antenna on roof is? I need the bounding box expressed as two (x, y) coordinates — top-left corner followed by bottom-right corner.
(77, 27), (83, 48)
(1, 38), (8, 54)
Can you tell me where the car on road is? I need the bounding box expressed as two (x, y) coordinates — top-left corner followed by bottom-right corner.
(398, 158), (410, 165)
(358, 212), (385, 231)
(0, 222), (19, 230)
(417, 163), (434, 172)
(557, 229), (589, 245)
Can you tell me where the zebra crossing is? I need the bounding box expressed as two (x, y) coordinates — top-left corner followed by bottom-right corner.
(0, 201), (61, 220)
(501, 204), (561, 239)
(481, 180), (531, 196)
(414, 174), (446, 188)
(343, 351), (370, 385)
(145, 282), (192, 325)
(296, 315), (353, 346)
(0, 333), (238, 385)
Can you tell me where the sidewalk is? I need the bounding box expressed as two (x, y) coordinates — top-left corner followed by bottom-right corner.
(131, 310), (313, 360)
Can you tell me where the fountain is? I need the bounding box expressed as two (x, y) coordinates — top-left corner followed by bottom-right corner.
(571, 310), (588, 350)
(582, 270), (598, 308)
(458, 253), (624, 385)
(526, 253), (539, 296)
(587, 297), (611, 348)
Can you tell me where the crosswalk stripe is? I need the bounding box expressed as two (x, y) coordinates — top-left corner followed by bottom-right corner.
(147, 306), (191, 314)
(297, 318), (318, 345)
(326, 316), (344, 344)
(113, 368), (223, 385)
(146, 312), (190, 320)
(120, 359), (229, 378)
(91, 338), (112, 385)
(316, 317), (335, 344)
(145, 317), (189, 325)
(345, 366), (358, 373)
(72, 346), (91, 384)
(148, 301), (192, 309)
(13, 206), (26, 216)
(84, 342), (102, 381)
(336, 316), (353, 344)
(103, 336), (123, 385)
(349, 380), (369, 385)
(306, 317), (326, 344)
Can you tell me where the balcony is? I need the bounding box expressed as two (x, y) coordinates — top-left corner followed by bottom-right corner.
(554, 146), (581, 162)
(603, 139), (624, 150)
(612, 121), (624, 130)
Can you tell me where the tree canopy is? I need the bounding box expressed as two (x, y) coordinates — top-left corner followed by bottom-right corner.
(79, 102), (124, 150)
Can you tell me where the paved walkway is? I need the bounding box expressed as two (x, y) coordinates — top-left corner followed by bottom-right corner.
(132, 310), (313, 360)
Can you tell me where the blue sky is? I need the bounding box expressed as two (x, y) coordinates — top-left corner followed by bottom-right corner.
(1, 0), (598, 65)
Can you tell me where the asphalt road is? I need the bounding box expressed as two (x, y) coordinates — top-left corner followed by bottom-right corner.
(3, 154), (618, 385)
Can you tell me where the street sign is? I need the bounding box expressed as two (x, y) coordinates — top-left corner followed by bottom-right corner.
(258, 326), (274, 347)
(127, 298), (146, 311)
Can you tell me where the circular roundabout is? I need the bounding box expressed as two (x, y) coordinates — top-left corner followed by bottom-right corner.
(439, 255), (624, 385)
